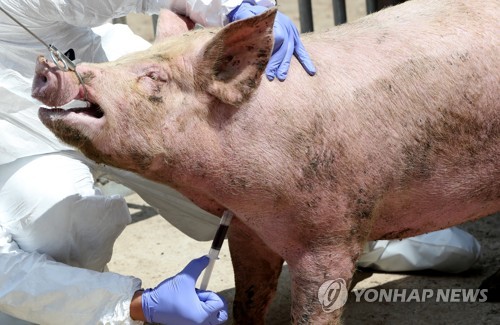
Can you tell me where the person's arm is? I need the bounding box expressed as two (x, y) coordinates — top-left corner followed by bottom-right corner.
(0, 230), (226, 324)
(227, 1), (316, 81)
(0, 226), (142, 325)
(5, 0), (140, 27)
(130, 290), (147, 321)
(143, 0), (275, 27)
(147, 1), (316, 81)
(7, 0), (312, 80)
(9, 0), (271, 28)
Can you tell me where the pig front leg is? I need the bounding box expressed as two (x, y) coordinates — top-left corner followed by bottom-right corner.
(228, 218), (284, 325)
(287, 236), (366, 324)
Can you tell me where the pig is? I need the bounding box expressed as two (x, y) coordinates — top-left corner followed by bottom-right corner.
(32, 0), (499, 323)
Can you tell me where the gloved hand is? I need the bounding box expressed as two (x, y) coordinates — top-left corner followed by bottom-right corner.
(228, 1), (316, 81)
(141, 256), (228, 325)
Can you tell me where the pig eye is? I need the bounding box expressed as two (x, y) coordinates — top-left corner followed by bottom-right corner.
(138, 70), (167, 93)
(147, 72), (159, 80)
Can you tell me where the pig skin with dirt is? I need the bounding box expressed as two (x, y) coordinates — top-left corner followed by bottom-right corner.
(33, 0), (499, 323)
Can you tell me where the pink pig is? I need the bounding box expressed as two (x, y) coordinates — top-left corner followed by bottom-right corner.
(33, 0), (499, 323)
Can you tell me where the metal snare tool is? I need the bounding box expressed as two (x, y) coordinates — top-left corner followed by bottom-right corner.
(0, 6), (87, 96)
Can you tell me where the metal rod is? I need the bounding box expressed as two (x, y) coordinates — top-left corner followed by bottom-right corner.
(152, 14), (159, 37)
(298, 0), (314, 33)
(0, 6), (50, 49)
(366, 0), (378, 14)
(332, 0), (347, 25)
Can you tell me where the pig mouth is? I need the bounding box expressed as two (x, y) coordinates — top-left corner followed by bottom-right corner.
(40, 102), (104, 119)
(69, 102), (104, 118)
(38, 100), (107, 152)
(38, 99), (106, 139)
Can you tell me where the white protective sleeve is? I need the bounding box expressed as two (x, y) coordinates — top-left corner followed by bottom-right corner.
(0, 154), (144, 324)
(90, 159), (221, 241)
(357, 227), (481, 273)
(143, 0), (276, 27)
(0, 227), (142, 325)
(3, 0), (275, 28)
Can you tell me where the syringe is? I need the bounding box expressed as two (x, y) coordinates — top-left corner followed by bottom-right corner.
(199, 210), (233, 290)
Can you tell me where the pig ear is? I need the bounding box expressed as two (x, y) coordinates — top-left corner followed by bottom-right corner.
(200, 8), (277, 106)
(155, 9), (195, 42)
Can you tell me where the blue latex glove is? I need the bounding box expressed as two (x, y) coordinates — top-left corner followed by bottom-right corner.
(142, 256), (228, 325)
(228, 1), (316, 81)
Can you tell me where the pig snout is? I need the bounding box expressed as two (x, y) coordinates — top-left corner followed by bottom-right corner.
(32, 55), (82, 107)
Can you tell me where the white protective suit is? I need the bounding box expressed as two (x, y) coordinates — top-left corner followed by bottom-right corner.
(0, 0), (481, 323)
(0, 0), (274, 324)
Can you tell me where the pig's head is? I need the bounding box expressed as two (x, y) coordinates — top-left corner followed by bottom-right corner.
(34, 9), (276, 176)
